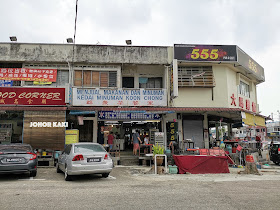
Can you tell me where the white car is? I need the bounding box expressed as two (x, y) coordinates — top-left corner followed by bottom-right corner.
(57, 143), (113, 181)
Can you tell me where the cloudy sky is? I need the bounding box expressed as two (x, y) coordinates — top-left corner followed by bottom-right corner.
(0, 0), (279, 118)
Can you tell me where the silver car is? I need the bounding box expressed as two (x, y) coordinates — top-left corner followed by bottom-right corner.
(0, 143), (37, 177)
(57, 143), (113, 181)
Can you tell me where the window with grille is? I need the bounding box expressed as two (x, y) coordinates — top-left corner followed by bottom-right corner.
(239, 81), (250, 97)
(122, 77), (134, 88)
(74, 70), (117, 88)
(178, 66), (215, 87)
(139, 77), (162, 88)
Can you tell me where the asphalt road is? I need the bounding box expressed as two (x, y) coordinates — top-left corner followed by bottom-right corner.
(0, 166), (280, 210)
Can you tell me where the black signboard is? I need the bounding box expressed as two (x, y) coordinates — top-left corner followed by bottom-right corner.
(166, 122), (178, 142)
(174, 44), (237, 62)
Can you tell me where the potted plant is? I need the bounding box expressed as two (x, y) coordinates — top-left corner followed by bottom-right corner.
(152, 144), (165, 166)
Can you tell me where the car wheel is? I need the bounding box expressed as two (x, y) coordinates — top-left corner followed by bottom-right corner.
(102, 173), (109, 178)
(64, 167), (72, 181)
(56, 163), (62, 173)
(30, 170), (37, 177)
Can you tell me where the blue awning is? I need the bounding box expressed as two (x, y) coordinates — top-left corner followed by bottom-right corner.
(69, 110), (95, 115)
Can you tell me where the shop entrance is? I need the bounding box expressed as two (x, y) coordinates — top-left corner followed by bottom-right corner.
(0, 111), (23, 144)
(98, 120), (161, 153)
(67, 114), (94, 143)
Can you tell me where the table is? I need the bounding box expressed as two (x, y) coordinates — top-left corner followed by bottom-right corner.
(173, 155), (230, 174)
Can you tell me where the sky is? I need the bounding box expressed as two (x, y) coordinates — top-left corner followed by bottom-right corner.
(0, 0), (279, 118)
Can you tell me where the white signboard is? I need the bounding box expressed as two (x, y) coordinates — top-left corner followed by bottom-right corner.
(73, 88), (167, 106)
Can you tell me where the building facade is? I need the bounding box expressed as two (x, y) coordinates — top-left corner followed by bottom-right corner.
(0, 42), (265, 152)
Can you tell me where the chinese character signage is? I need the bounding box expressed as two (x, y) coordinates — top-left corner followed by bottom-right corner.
(166, 122), (178, 142)
(73, 88), (167, 106)
(0, 68), (57, 82)
(174, 44), (237, 62)
(231, 94), (257, 113)
(0, 80), (13, 87)
(0, 87), (65, 105)
(98, 111), (161, 120)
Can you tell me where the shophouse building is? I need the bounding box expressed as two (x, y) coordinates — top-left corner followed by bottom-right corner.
(0, 42), (265, 153)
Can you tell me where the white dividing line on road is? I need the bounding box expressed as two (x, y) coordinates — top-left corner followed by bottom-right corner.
(18, 177), (46, 181)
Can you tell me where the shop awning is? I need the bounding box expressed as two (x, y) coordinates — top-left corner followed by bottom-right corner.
(69, 110), (95, 115)
(242, 112), (266, 127)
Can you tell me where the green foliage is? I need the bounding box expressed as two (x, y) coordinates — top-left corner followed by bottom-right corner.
(152, 144), (165, 156)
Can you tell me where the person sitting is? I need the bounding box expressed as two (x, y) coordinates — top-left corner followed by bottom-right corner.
(107, 132), (114, 152)
(144, 135), (150, 154)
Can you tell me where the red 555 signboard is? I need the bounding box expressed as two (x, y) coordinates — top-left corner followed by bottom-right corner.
(174, 44), (237, 62)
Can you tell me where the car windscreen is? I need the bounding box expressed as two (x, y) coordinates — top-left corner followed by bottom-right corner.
(0, 145), (32, 153)
(74, 144), (106, 154)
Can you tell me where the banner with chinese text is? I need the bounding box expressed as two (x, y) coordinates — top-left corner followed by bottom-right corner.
(0, 68), (57, 82)
(0, 87), (65, 105)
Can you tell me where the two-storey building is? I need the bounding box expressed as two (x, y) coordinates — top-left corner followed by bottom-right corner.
(0, 42), (265, 152)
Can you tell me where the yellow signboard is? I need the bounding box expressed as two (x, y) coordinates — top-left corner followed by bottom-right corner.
(65, 129), (79, 144)
(242, 112), (265, 127)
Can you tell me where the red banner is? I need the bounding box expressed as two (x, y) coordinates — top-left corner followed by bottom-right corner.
(0, 87), (65, 105)
(0, 68), (57, 82)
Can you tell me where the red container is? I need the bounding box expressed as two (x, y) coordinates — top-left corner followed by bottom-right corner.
(246, 155), (254, 163)
(232, 147), (237, 153)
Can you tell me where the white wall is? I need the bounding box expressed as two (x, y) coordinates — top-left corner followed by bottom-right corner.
(172, 64), (258, 110)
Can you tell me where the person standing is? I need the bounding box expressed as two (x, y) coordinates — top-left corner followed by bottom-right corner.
(107, 132), (114, 152)
(132, 130), (142, 156)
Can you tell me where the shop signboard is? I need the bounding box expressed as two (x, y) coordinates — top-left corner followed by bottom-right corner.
(0, 80), (13, 87)
(174, 44), (237, 62)
(98, 111), (161, 120)
(0, 68), (57, 82)
(0, 87), (66, 105)
(237, 47), (265, 82)
(65, 129), (79, 144)
(166, 122), (178, 142)
(73, 88), (167, 106)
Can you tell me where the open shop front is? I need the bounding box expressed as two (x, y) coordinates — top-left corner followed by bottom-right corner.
(207, 111), (267, 167)
(97, 111), (162, 153)
(0, 110), (24, 144)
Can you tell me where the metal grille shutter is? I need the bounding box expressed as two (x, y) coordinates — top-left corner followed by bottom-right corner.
(109, 71), (117, 87)
(178, 66), (215, 87)
(183, 120), (204, 148)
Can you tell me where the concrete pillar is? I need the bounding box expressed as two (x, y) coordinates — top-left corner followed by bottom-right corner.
(93, 116), (98, 143)
(227, 123), (233, 139)
(203, 113), (209, 148)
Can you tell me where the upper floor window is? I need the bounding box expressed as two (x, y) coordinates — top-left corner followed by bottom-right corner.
(178, 66), (215, 87)
(239, 81), (250, 97)
(74, 70), (117, 88)
(139, 77), (162, 88)
(122, 77), (134, 88)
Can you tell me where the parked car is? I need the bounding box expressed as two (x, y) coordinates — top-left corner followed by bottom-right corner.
(57, 142), (113, 181)
(0, 143), (37, 177)
(269, 141), (280, 165)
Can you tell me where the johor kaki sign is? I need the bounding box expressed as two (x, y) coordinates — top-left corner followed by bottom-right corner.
(0, 87), (65, 105)
(0, 68), (57, 82)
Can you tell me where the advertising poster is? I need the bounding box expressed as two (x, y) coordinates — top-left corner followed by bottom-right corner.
(65, 129), (79, 144)
(0, 68), (57, 82)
